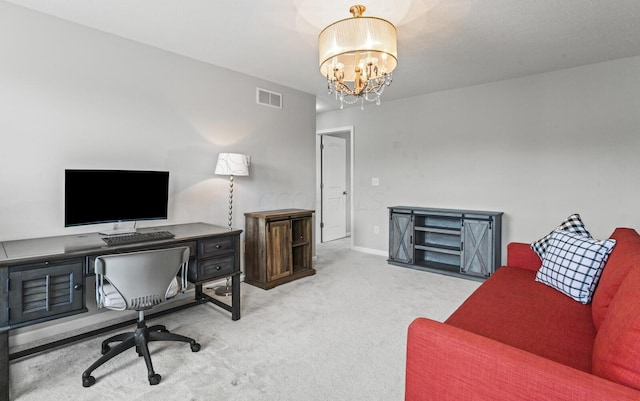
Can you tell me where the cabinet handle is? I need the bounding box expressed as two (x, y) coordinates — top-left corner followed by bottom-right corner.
(74, 284), (83, 291)
(215, 245), (222, 249)
(45, 275), (50, 312)
(215, 266), (222, 270)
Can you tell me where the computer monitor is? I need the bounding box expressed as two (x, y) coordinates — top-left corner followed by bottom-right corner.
(65, 169), (169, 233)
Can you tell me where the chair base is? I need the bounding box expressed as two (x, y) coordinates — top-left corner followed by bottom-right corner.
(82, 319), (200, 387)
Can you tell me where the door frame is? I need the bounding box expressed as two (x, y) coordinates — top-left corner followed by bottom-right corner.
(316, 126), (354, 248)
(320, 134), (347, 242)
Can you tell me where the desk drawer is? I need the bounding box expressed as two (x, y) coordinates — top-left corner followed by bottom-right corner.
(198, 237), (234, 257)
(189, 255), (235, 282)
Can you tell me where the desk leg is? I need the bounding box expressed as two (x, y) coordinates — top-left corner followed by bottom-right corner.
(231, 274), (240, 321)
(195, 276), (241, 321)
(0, 330), (8, 401)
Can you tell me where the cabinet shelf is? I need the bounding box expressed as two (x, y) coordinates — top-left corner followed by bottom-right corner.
(414, 226), (461, 235)
(416, 260), (460, 273)
(414, 244), (461, 253)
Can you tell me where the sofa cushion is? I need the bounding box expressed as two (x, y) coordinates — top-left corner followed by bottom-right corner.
(531, 213), (592, 260)
(592, 228), (640, 330)
(535, 231), (616, 304)
(592, 264), (640, 390)
(446, 266), (596, 372)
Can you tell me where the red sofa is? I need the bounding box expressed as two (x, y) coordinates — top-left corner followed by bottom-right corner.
(405, 227), (640, 400)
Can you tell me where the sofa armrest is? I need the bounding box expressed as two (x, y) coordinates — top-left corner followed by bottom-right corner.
(406, 318), (640, 401)
(506, 242), (541, 272)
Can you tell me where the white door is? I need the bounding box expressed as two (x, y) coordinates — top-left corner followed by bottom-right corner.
(321, 135), (347, 242)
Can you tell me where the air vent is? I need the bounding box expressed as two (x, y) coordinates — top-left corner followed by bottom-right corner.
(256, 88), (282, 109)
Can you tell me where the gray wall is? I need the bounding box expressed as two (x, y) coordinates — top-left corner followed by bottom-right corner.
(0, 2), (316, 242)
(317, 56), (640, 258)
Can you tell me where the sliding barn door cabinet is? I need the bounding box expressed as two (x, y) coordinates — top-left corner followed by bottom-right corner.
(244, 209), (315, 289)
(389, 206), (503, 280)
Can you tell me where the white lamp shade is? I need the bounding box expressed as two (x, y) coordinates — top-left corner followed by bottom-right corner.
(319, 12), (397, 82)
(215, 153), (250, 176)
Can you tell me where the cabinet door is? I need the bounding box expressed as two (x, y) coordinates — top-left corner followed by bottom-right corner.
(9, 259), (84, 325)
(266, 220), (292, 281)
(461, 219), (493, 277)
(389, 213), (413, 263)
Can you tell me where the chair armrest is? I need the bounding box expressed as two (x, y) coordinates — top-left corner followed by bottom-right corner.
(405, 318), (640, 401)
(506, 242), (541, 272)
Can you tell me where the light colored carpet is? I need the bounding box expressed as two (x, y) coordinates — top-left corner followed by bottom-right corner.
(9, 238), (480, 400)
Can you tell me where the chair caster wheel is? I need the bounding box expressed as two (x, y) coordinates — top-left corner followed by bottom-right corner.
(149, 373), (162, 385)
(101, 344), (110, 355)
(191, 342), (201, 352)
(82, 375), (96, 387)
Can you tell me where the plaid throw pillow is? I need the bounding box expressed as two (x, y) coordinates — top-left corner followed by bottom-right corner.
(535, 230), (616, 304)
(531, 213), (592, 260)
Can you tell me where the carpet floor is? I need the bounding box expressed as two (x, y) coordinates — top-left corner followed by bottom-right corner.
(9, 238), (480, 400)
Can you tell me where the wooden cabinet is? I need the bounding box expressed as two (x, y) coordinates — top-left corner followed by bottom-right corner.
(388, 206), (502, 280)
(245, 209), (315, 289)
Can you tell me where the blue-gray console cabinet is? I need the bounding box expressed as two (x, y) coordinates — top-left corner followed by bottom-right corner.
(389, 206), (503, 280)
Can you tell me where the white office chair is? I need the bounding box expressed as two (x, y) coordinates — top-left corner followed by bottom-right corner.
(82, 247), (201, 387)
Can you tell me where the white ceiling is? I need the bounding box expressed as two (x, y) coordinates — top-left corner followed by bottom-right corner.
(6, 0), (640, 112)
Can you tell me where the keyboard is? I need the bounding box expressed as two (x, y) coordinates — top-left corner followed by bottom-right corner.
(102, 231), (175, 246)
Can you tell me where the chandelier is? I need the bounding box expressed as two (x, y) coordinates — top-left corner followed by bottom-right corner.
(318, 5), (397, 109)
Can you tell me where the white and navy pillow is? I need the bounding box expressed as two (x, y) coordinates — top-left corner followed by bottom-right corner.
(535, 230), (616, 304)
(531, 214), (592, 260)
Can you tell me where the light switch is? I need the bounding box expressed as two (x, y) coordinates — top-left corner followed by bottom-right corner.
(371, 177), (380, 186)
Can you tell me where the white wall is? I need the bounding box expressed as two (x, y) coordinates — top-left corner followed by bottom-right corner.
(317, 56), (640, 258)
(0, 3), (316, 242)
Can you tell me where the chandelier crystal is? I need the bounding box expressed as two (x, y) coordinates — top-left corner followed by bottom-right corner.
(318, 5), (397, 110)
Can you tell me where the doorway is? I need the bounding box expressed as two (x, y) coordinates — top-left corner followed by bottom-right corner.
(316, 126), (354, 245)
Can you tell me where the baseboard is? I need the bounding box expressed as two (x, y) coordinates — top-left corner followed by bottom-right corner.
(350, 246), (387, 257)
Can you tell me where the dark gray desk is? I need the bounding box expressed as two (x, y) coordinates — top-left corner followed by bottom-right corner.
(0, 222), (242, 401)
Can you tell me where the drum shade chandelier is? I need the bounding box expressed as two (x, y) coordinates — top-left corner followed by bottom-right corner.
(318, 5), (397, 109)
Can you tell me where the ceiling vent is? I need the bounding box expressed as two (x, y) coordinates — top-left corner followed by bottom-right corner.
(256, 88), (282, 109)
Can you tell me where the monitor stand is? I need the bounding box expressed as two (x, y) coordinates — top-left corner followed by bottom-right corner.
(98, 221), (137, 236)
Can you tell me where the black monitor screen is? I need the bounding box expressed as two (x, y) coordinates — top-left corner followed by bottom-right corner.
(65, 169), (169, 227)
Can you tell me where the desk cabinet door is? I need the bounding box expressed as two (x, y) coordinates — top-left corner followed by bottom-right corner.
(8, 259), (84, 325)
